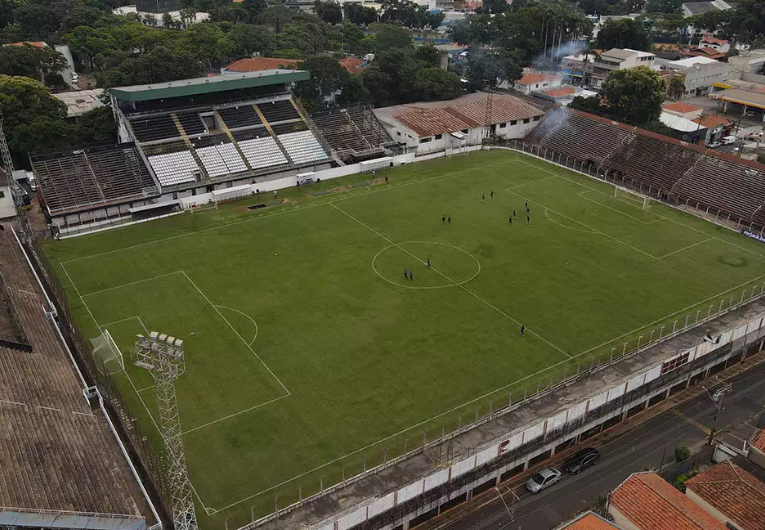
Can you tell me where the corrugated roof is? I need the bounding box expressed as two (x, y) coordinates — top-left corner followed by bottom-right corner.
(611, 472), (727, 530)
(8, 41), (47, 48)
(701, 35), (728, 46)
(601, 48), (637, 60)
(390, 93), (543, 137)
(340, 57), (366, 75)
(686, 461), (765, 530)
(518, 72), (560, 85)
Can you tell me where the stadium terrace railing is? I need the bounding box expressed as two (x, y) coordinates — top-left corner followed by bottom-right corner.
(13, 218), (172, 530)
(497, 139), (765, 237)
(244, 267), (765, 528)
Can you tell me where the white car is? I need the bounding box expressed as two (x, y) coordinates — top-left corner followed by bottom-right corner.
(526, 467), (562, 493)
(721, 136), (736, 145)
(706, 141), (721, 148)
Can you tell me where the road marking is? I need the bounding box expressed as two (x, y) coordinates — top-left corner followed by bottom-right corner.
(671, 409), (711, 435)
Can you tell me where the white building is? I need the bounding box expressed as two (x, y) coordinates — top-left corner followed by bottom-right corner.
(113, 5), (210, 25)
(728, 49), (765, 75)
(700, 34), (731, 53)
(590, 48), (656, 88)
(559, 53), (597, 85)
(513, 72), (563, 95)
(0, 167), (16, 219)
(663, 56), (735, 96)
(374, 92), (545, 155)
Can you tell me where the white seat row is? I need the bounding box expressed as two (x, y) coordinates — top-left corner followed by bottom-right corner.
(196, 144), (247, 177)
(148, 151), (199, 186)
(278, 131), (327, 165)
(238, 137), (288, 169)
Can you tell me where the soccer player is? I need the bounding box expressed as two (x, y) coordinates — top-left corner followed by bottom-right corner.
(404, 268), (408, 279)
(448, 216), (451, 223)
(520, 325), (525, 335)
(442, 214), (446, 223)
(509, 217), (513, 225)
(426, 258), (431, 268)
(410, 270), (413, 281)
(513, 209), (517, 218)
(482, 193), (485, 202)
(273, 190), (278, 199)
(526, 203), (530, 214)
(385, 176), (389, 184)
(527, 214), (530, 224)
(490, 190), (494, 199)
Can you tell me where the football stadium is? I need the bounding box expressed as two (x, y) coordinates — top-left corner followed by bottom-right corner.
(11, 71), (765, 530)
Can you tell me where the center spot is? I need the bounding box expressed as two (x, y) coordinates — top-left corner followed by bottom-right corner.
(372, 241), (481, 289)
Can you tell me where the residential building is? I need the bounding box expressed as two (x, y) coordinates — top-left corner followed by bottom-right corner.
(751, 428), (765, 469)
(560, 53), (597, 85)
(513, 72), (563, 95)
(700, 34), (731, 53)
(554, 511), (624, 530)
(660, 111), (708, 143)
(689, 47), (726, 60)
(609, 472), (727, 530)
(685, 461), (765, 530)
(532, 85), (597, 106)
(692, 113), (733, 144)
(663, 56), (735, 96)
(728, 49), (765, 75)
(136, 0), (182, 12)
(590, 49), (656, 88)
(682, 0), (731, 17)
(339, 56), (370, 75)
(113, 4), (209, 23)
(663, 101), (703, 119)
(0, 167), (15, 219)
(374, 92), (544, 155)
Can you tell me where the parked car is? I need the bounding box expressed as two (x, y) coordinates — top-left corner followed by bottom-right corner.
(721, 136), (736, 145)
(562, 447), (600, 474)
(526, 467), (562, 493)
(706, 141), (721, 148)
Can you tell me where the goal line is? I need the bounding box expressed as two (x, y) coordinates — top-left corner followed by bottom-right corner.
(613, 185), (651, 210)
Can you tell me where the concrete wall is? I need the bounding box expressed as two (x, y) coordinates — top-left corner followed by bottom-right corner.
(749, 447), (765, 470)
(608, 506), (641, 530)
(685, 488), (739, 529)
(683, 63), (735, 94)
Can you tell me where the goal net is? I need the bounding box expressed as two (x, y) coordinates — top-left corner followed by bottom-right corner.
(613, 185), (650, 210)
(91, 329), (125, 375)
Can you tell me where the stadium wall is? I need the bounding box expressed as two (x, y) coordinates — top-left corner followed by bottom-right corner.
(262, 309), (765, 530)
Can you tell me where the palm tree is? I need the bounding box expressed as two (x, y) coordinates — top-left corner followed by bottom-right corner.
(668, 77), (686, 100)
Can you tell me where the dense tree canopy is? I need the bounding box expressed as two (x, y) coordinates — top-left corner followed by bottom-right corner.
(602, 66), (666, 124)
(0, 44), (68, 82)
(596, 18), (651, 51)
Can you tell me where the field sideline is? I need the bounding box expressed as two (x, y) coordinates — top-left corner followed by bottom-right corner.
(44, 149), (765, 529)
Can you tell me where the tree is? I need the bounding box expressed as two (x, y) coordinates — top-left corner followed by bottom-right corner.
(0, 75), (68, 166)
(344, 2), (377, 25)
(339, 22), (366, 54)
(426, 10), (445, 30)
(645, 0), (682, 13)
(597, 18), (652, 50)
(69, 105), (117, 146)
(667, 76), (686, 99)
(414, 44), (439, 66)
(465, 48), (522, 90)
(315, 0), (342, 25)
(369, 23), (412, 50)
(338, 75), (370, 104)
(483, 0), (509, 13)
(602, 66), (666, 124)
(95, 46), (203, 87)
(242, 0), (268, 21)
(729, 0), (765, 43)
(294, 56), (349, 109)
(258, 6), (295, 33)
(0, 45), (68, 84)
(229, 24), (272, 56)
(12, 3), (62, 39)
(63, 26), (118, 71)
(276, 13), (331, 57)
(416, 67), (462, 100)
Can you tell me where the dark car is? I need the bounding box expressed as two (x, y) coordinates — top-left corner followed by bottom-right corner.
(562, 448), (600, 474)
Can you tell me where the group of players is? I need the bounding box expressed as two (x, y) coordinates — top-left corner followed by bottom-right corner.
(482, 189), (532, 224)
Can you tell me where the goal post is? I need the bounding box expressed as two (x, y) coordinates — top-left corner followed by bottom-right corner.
(91, 329), (125, 375)
(613, 185), (650, 210)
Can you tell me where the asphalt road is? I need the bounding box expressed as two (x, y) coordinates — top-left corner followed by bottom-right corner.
(443, 360), (765, 530)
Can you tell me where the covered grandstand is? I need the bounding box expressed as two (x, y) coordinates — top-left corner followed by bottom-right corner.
(309, 105), (394, 163)
(0, 225), (151, 530)
(525, 108), (765, 231)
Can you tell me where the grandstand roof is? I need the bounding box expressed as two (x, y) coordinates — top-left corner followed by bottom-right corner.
(0, 227), (146, 528)
(377, 92), (543, 137)
(110, 70), (309, 102)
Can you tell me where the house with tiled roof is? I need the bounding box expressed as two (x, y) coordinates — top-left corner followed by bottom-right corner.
(663, 101), (703, 119)
(555, 511), (624, 530)
(339, 56), (369, 75)
(700, 34), (730, 53)
(609, 472), (727, 530)
(221, 57), (300, 74)
(514, 72), (563, 95)
(373, 92), (545, 154)
(748, 429), (765, 476)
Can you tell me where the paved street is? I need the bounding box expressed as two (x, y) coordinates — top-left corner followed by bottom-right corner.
(440, 359), (765, 530)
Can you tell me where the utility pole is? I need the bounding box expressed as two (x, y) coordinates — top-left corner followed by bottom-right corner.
(704, 382), (732, 445)
(495, 486), (521, 526)
(135, 332), (198, 530)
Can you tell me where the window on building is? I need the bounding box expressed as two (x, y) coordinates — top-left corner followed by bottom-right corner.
(420, 136), (432, 143)
(435, 134), (443, 139)
(499, 123), (506, 128)
(511, 120), (518, 125)
(397, 131), (401, 136)
(0, 191), (4, 198)
(462, 129), (469, 134)
(523, 118), (530, 124)
(533, 116), (541, 121)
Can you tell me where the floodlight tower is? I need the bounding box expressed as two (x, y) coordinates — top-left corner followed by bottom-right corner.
(0, 105), (15, 174)
(134, 332), (198, 530)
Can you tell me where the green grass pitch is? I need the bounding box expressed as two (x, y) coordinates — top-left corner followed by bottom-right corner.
(44, 149), (765, 528)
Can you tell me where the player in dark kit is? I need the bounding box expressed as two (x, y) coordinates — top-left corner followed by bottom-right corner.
(509, 217), (513, 225)
(513, 209), (517, 218)
(490, 190), (494, 199)
(520, 325), (525, 335)
(442, 215), (445, 223)
(404, 268), (408, 279)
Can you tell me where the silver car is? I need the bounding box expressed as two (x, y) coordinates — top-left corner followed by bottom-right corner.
(525, 467), (562, 493)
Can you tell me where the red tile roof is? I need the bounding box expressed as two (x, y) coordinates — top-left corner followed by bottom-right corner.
(663, 101), (703, 114)
(9, 41), (47, 48)
(540, 86), (577, 98)
(518, 73), (560, 86)
(701, 35), (728, 46)
(753, 428), (765, 453)
(561, 512), (622, 529)
(690, 47), (725, 59)
(393, 93), (543, 137)
(611, 472), (727, 530)
(692, 115), (732, 129)
(224, 57), (300, 72)
(340, 57), (366, 75)
(686, 462), (765, 530)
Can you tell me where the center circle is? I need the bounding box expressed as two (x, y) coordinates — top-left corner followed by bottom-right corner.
(372, 241), (481, 289)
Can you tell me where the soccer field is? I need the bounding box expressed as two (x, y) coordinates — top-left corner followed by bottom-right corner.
(45, 149), (765, 529)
